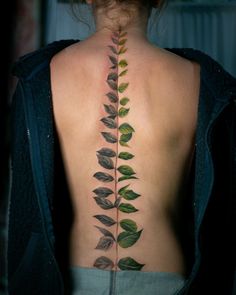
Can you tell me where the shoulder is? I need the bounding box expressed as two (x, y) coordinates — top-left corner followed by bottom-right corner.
(11, 39), (80, 80)
(164, 47), (236, 100)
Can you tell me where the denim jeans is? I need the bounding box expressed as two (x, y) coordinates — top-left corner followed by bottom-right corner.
(68, 265), (186, 295)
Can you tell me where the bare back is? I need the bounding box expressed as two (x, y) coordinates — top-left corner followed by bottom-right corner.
(50, 32), (200, 276)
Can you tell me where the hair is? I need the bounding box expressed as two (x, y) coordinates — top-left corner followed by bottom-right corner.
(77, 0), (167, 10)
(70, 0), (168, 31)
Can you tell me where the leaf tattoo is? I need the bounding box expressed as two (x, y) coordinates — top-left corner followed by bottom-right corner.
(93, 187), (114, 198)
(118, 151), (134, 160)
(94, 256), (114, 270)
(117, 165), (136, 176)
(94, 225), (116, 241)
(103, 104), (118, 117)
(106, 92), (118, 103)
(93, 214), (116, 226)
(92, 29), (145, 271)
(119, 122), (135, 134)
(95, 236), (114, 251)
(108, 45), (118, 55)
(101, 132), (117, 143)
(96, 147), (116, 158)
(100, 117), (117, 129)
(117, 229), (143, 248)
(120, 219), (137, 232)
(94, 197), (114, 209)
(118, 203), (138, 213)
(120, 97), (130, 106)
(118, 83), (129, 93)
(93, 172), (114, 182)
(96, 154), (114, 169)
(119, 107), (130, 117)
(119, 59), (128, 68)
(118, 257), (145, 271)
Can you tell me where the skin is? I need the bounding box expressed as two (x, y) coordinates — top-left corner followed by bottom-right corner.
(50, 0), (201, 275)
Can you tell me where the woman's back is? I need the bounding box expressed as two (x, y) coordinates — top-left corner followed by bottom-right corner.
(50, 29), (201, 276)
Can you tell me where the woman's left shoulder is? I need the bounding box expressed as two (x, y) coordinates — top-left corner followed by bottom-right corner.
(11, 39), (80, 80)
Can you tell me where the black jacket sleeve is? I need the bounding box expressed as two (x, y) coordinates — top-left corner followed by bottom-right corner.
(7, 80), (43, 293)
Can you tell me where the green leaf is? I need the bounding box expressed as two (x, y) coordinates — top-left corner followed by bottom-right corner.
(119, 59), (128, 68)
(118, 175), (138, 182)
(122, 190), (141, 200)
(117, 229), (142, 248)
(119, 69), (128, 77)
(120, 219), (137, 232)
(119, 39), (127, 46)
(120, 97), (130, 106)
(119, 123), (135, 134)
(118, 83), (129, 93)
(118, 184), (130, 196)
(118, 46), (127, 55)
(118, 107), (130, 118)
(120, 133), (132, 143)
(119, 32), (127, 38)
(118, 257), (145, 271)
(118, 152), (134, 160)
(117, 165), (135, 176)
(118, 184), (141, 200)
(119, 140), (129, 147)
(118, 203), (138, 213)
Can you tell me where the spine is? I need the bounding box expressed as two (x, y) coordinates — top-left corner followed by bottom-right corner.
(92, 29), (145, 271)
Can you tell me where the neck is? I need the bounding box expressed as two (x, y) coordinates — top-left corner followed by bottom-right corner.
(94, 26), (148, 42)
(93, 4), (149, 41)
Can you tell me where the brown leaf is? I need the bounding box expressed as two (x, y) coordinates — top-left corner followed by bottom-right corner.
(94, 256), (114, 270)
(93, 171), (114, 182)
(107, 79), (118, 91)
(100, 117), (117, 129)
(95, 236), (114, 251)
(96, 153), (114, 169)
(101, 132), (117, 143)
(94, 197), (114, 209)
(106, 92), (118, 103)
(107, 72), (118, 81)
(94, 225), (116, 240)
(96, 147), (116, 157)
(103, 104), (118, 116)
(108, 45), (118, 55)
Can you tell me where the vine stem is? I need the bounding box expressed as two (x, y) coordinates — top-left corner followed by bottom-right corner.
(114, 30), (120, 272)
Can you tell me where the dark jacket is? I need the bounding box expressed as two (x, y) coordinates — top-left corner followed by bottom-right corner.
(7, 40), (236, 295)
